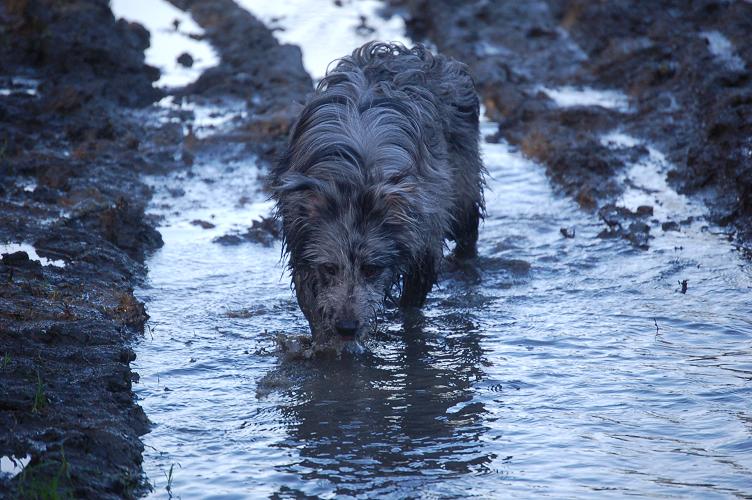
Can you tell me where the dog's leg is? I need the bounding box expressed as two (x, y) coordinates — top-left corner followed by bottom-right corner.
(452, 200), (480, 259)
(399, 252), (437, 308)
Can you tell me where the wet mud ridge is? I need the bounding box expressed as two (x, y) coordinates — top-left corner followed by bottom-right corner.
(0, 0), (309, 497)
(388, 0), (752, 252)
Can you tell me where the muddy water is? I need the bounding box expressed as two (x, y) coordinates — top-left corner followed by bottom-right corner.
(133, 3), (752, 499)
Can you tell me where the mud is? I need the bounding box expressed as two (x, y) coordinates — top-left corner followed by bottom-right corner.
(213, 215), (281, 247)
(388, 0), (752, 249)
(0, 0), (310, 497)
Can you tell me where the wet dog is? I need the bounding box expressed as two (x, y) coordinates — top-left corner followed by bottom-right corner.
(272, 42), (484, 345)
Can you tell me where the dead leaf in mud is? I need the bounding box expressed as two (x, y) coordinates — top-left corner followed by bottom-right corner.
(113, 293), (148, 328)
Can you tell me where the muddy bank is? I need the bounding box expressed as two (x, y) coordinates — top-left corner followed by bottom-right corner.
(0, 0), (168, 497)
(0, 0), (310, 497)
(388, 0), (752, 249)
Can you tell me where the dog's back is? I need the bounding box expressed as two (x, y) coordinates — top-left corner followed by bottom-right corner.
(324, 42), (485, 259)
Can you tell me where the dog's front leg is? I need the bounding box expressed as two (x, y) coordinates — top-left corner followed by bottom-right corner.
(399, 252), (438, 308)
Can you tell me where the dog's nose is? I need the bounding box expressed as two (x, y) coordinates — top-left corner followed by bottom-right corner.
(335, 320), (359, 338)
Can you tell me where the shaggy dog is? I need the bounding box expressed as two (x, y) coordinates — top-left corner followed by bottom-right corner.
(272, 42), (484, 344)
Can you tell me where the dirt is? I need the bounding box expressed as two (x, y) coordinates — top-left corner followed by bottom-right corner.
(0, 0), (310, 497)
(386, 0), (752, 250)
(213, 215), (281, 247)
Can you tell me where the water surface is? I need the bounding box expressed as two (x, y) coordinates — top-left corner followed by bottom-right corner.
(133, 2), (752, 498)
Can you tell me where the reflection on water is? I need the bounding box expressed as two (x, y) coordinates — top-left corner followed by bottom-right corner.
(267, 311), (492, 497)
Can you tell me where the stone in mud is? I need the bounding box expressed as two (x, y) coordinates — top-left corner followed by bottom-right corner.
(213, 233), (245, 245)
(177, 52), (195, 68)
(191, 219), (216, 229)
(1, 250), (41, 271)
(246, 216), (281, 246)
(213, 215), (281, 247)
(597, 203), (653, 249)
(97, 199), (164, 259)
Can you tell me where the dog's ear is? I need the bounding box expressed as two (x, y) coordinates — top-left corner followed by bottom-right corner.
(275, 173), (327, 219)
(381, 183), (418, 227)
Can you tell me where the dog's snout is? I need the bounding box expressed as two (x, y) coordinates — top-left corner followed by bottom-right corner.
(335, 319), (359, 337)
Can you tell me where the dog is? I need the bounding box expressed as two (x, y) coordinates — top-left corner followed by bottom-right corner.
(272, 42), (484, 345)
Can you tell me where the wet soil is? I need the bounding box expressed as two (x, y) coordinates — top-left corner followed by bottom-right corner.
(0, 0), (309, 497)
(388, 0), (752, 249)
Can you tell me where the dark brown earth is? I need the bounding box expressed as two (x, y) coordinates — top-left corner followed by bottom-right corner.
(387, 0), (752, 250)
(0, 0), (310, 497)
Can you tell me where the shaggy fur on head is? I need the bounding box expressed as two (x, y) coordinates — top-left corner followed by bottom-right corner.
(272, 42), (484, 344)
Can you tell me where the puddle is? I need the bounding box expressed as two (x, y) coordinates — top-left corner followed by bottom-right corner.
(601, 131), (701, 220)
(110, 0), (219, 88)
(132, 4), (752, 498)
(156, 95), (248, 138)
(0, 77), (39, 97)
(700, 30), (746, 72)
(540, 85), (631, 112)
(0, 242), (66, 268)
(13, 177), (38, 193)
(0, 455), (31, 479)
(239, 0), (409, 79)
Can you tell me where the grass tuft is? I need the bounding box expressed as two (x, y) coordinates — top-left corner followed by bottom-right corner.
(32, 371), (48, 413)
(18, 446), (72, 500)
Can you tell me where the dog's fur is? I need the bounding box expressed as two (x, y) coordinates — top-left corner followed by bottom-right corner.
(272, 42), (484, 343)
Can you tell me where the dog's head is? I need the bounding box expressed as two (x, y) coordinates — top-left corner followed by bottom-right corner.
(275, 172), (418, 343)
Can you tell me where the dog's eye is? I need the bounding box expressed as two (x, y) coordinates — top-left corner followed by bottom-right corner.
(321, 263), (338, 277)
(361, 264), (382, 280)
